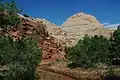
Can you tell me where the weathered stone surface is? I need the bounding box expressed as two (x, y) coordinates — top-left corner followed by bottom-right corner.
(35, 18), (62, 35)
(2, 14), (66, 63)
(39, 36), (65, 63)
(62, 12), (103, 28)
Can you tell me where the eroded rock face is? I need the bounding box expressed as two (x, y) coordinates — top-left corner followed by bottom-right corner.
(2, 14), (65, 63)
(39, 36), (66, 64)
(35, 18), (62, 35)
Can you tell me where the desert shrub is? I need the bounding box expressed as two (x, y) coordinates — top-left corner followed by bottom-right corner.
(0, 0), (21, 29)
(0, 36), (42, 80)
(67, 35), (112, 68)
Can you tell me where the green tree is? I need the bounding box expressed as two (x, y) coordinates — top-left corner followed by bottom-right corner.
(67, 35), (111, 68)
(0, 0), (21, 29)
(0, 36), (42, 80)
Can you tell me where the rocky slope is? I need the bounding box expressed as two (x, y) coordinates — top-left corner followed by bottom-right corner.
(19, 14), (62, 35)
(34, 18), (62, 35)
(3, 14), (66, 64)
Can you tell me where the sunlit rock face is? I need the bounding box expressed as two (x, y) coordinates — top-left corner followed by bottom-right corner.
(62, 12), (104, 33)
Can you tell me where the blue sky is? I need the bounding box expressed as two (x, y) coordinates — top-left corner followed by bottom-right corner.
(4, 0), (120, 26)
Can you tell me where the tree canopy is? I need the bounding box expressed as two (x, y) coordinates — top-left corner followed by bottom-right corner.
(0, 0), (21, 29)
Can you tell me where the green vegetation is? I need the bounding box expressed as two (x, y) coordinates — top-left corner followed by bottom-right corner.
(0, 36), (42, 80)
(67, 29), (120, 69)
(0, 1), (42, 80)
(67, 35), (112, 68)
(0, 0), (21, 29)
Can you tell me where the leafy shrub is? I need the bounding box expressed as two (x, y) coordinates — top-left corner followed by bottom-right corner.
(67, 35), (112, 68)
(0, 0), (21, 29)
(0, 36), (42, 80)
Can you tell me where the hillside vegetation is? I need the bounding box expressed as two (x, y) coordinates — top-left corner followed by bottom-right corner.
(67, 28), (120, 76)
(0, 37), (42, 80)
(0, 0), (21, 29)
(0, 0), (42, 80)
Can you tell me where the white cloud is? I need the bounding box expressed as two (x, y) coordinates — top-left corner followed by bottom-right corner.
(104, 24), (120, 30)
(105, 24), (120, 28)
(103, 23), (109, 25)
